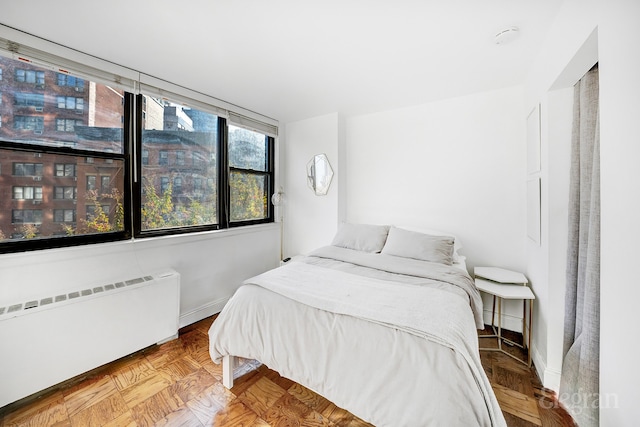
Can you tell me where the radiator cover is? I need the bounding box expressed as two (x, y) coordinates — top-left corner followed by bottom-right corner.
(0, 270), (180, 407)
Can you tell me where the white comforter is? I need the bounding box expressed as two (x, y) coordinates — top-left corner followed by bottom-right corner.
(209, 247), (506, 426)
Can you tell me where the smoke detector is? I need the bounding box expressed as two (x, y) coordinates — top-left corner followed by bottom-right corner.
(494, 26), (520, 45)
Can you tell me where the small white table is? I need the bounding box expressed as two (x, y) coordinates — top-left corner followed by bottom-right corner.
(475, 267), (535, 367)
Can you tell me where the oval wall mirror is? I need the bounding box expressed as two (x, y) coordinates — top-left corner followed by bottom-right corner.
(306, 154), (334, 196)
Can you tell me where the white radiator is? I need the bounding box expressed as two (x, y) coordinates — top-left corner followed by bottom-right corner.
(0, 270), (180, 407)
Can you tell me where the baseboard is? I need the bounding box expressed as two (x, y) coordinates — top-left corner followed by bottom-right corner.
(530, 341), (561, 393)
(531, 342), (546, 384)
(543, 365), (561, 392)
(482, 309), (523, 333)
(179, 296), (230, 328)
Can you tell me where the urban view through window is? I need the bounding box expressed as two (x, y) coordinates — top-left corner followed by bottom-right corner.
(0, 53), (272, 245)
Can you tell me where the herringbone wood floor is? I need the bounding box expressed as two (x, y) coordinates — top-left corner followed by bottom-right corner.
(0, 315), (575, 426)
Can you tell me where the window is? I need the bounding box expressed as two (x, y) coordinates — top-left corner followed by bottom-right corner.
(56, 118), (83, 132)
(15, 93), (45, 108)
(54, 186), (76, 200)
(56, 96), (84, 112)
(12, 209), (43, 224)
(14, 116), (44, 132)
(158, 150), (168, 165)
(54, 163), (77, 177)
(173, 177), (182, 194)
(101, 176), (110, 191)
(0, 44), (276, 253)
(159, 177), (170, 193)
(13, 163), (43, 176)
(86, 175), (96, 191)
(13, 186), (43, 200)
(176, 150), (185, 166)
(1, 52), (127, 251)
(56, 73), (84, 91)
(15, 69), (45, 87)
(139, 97), (219, 233)
(228, 125), (274, 223)
(54, 209), (76, 223)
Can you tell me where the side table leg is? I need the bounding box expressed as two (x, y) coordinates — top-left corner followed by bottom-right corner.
(491, 295), (496, 327)
(497, 297), (502, 351)
(528, 300), (533, 367)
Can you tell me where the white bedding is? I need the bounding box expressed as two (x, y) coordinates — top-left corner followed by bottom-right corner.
(209, 247), (506, 426)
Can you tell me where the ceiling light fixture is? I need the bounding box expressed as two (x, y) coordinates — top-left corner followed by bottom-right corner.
(494, 26), (520, 45)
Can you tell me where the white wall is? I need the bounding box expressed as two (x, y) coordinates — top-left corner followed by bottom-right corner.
(0, 225), (280, 328)
(284, 113), (345, 256)
(525, 0), (640, 423)
(344, 86), (527, 329)
(345, 86), (526, 272)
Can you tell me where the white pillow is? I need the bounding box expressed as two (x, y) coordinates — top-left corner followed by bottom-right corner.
(331, 223), (390, 253)
(398, 225), (462, 262)
(382, 226), (455, 265)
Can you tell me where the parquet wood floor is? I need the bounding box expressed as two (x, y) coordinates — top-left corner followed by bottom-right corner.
(0, 316), (576, 427)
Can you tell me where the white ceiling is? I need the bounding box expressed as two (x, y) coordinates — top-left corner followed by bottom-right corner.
(2, 0), (565, 124)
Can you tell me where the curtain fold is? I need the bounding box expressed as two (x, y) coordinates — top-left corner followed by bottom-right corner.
(560, 64), (600, 427)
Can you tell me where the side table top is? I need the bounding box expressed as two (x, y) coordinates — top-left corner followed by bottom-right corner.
(475, 277), (535, 300)
(474, 267), (528, 284)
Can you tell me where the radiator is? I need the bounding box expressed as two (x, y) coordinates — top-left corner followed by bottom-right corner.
(0, 270), (180, 407)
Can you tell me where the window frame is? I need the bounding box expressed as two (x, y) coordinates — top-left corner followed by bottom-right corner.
(225, 125), (275, 228)
(0, 35), (278, 253)
(0, 90), (134, 253)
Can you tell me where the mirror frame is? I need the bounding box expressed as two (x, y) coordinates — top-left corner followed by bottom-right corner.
(306, 153), (334, 196)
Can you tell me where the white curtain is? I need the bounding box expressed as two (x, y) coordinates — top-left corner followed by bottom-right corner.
(560, 64), (599, 426)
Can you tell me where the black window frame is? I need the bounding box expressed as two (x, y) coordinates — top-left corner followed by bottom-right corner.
(0, 91), (134, 254)
(225, 125), (275, 228)
(0, 49), (276, 253)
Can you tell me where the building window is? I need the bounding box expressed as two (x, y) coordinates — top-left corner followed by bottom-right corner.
(56, 118), (83, 132)
(13, 186), (43, 200)
(54, 163), (77, 177)
(13, 163), (43, 176)
(14, 93), (45, 109)
(160, 177), (170, 194)
(86, 175), (96, 191)
(101, 176), (110, 191)
(12, 209), (43, 224)
(54, 186), (76, 200)
(173, 177), (182, 194)
(14, 116), (44, 132)
(56, 73), (84, 91)
(142, 149), (149, 165)
(176, 150), (185, 166)
(54, 209), (76, 223)
(159, 150), (169, 165)
(56, 96), (84, 112)
(15, 69), (45, 87)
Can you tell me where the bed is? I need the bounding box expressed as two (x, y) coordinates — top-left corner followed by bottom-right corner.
(208, 224), (507, 426)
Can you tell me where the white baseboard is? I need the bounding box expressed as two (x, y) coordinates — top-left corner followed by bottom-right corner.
(530, 339), (561, 393)
(482, 309), (523, 333)
(179, 296), (230, 329)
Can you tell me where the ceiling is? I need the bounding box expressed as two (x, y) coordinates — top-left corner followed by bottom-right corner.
(1, 0), (565, 124)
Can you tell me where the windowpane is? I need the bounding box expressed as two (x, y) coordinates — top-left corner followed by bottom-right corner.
(228, 125), (272, 224)
(230, 172), (268, 221)
(1, 55), (124, 153)
(1, 149), (125, 240)
(228, 125), (267, 171)
(140, 96), (218, 231)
